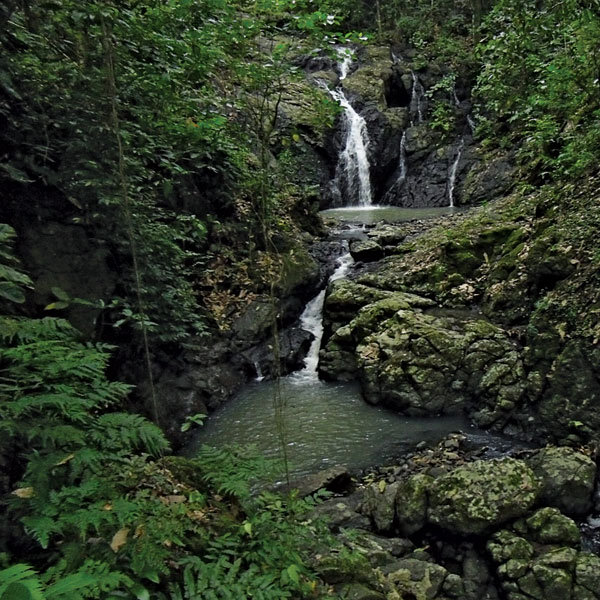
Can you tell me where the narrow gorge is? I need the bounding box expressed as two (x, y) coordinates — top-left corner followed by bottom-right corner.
(1, 1), (600, 599)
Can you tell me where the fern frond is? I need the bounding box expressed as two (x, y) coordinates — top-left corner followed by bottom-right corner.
(92, 413), (169, 457)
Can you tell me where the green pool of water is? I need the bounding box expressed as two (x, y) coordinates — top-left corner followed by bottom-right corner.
(321, 205), (457, 224)
(188, 376), (475, 481)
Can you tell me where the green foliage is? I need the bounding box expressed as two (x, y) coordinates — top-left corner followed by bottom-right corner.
(166, 485), (333, 600)
(195, 445), (277, 500)
(475, 0), (600, 180)
(0, 225), (32, 305)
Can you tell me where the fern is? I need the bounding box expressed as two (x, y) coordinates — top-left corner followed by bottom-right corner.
(195, 445), (277, 501)
(0, 561), (138, 600)
(0, 564), (44, 599)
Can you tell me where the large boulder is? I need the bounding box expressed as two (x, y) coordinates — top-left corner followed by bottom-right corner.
(356, 309), (526, 427)
(384, 559), (450, 600)
(319, 293), (435, 382)
(526, 447), (596, 517)
(428, 458), (541, 535)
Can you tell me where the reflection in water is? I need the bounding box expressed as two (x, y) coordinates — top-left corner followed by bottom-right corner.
(321, 205), (457, 224)
(188, 377), (473, 480)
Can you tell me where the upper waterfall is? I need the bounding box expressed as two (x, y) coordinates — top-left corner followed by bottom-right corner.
(327, 49), (373, 207)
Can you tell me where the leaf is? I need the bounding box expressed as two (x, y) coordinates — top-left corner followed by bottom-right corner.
(286, 564), (299, 585)
(0, 281), (26, 303)
(51, 287), (70, 301)
(110, 528), (130, 553)
(243, 521), (252, 536)
(45, 573), (97, 599)
(54, 453), (75, 466)
(12, 487), (34, 499)
(378, 480), (387, 493)
(1, 582), (42, 600)
(44, 301), (70, 311)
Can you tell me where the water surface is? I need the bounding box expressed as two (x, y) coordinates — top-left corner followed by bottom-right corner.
(188, 377), (474, 480)
(321, 205), (457, 224)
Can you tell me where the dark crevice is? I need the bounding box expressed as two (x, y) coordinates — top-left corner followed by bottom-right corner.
(385, 73), (411, 108)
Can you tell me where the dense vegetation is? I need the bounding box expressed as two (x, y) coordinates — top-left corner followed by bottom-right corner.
(1, 0), (599, 597)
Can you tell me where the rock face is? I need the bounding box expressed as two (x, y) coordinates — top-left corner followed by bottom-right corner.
(358, 310), (525, 425)
(19, 221), (117, 336)
(309, 44), (485, 208)
(427, 458), (541, 535)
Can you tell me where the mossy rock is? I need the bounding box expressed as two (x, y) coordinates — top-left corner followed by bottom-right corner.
(363, 481), (400, 533)
(355, 309), (525, 419)
(315, 550), (376, 586)
(385, 559), (449, 600)
(395, 473), (433, 536)
(350, 239), (384, 262)
(526, 446), (596, 517)
(523, 507), (581, 546)
(428, 458), (541, 535)
(337, 583), (386, 600)
(278, 243), (319, 297)
(487, 530), (536, 564)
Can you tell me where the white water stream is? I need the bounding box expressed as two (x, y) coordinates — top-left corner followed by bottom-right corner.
(410, 71), (425, 124)
(328, 49), (373, 207)
(291, 250), (354, 383)
(448, 137), (465, 208)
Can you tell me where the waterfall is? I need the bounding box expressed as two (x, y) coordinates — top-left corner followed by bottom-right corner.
(448, 137), (465, 208)
(397, 130), (408, 185)
(467, 115), (476, 136)
(254, 361), (265, 382)
(410, 71), (425, 124)
(454, 83), (476, 135)
(328, 49), (372, 207)
(292, 250), (354, 382)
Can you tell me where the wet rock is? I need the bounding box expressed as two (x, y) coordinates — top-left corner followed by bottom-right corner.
(289, 466), (353, 498)
(350, 239), (384, 262)
(526, 447), (596, 517)
(19, 221), (117, 335)
(243, 326), (313, 379)
(428, 458), (541, 535)
(232, 297), (277, 342)
(461, 151), (515, 205)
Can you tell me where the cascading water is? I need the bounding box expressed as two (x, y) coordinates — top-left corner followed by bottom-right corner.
(328, 50), (372, 207)
(292, 249), (354, 382)
(410, 71), (425, 124)
(397, 130), (408, 185)
(467, 115), (476, 136)
(453, 85), (461, 108)
(448, 137), (465, 208)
